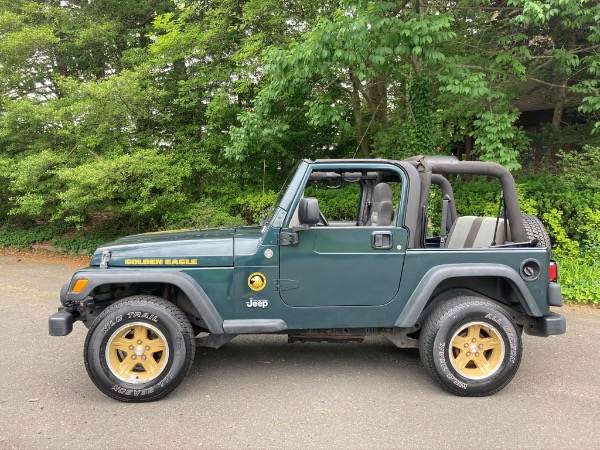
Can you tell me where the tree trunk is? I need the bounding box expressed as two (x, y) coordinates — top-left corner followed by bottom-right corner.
(366, 75), (388, 128)
(551, 86), (567, 131)
(173, 59), (187, 80)
(465, 135), (473, 161)
(350, 70), (370, 158)
(548, 83), (568, 163)
(534, 125), (543, 167)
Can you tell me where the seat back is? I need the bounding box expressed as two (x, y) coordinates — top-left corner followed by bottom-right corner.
(367, 183), (393, 226)
(445, 216), (509, 248)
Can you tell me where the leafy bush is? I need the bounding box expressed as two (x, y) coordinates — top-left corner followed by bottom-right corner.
(51, 235), (113, 255)
(557, 258), (600, 305)
(451, 176), (503, 217)
(557, 145), (600, 191)
(541, 208), (580, 259)
(0, 225), (64, 248)
(0, 220), (120, 255)
(234, 191), (278, 224)
(162, 199), (245, 229)
(304, 183), (361, 221)
(0, 151), (64, 220)
(56, 148), (192, 226)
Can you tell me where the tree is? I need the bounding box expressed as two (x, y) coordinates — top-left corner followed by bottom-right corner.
(228, 1), (597, 169)
(1, 0), (599, 235)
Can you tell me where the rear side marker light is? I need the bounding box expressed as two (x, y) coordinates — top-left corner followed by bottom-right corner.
(549, 262), (558, 282)
(72, 279), (89, 293)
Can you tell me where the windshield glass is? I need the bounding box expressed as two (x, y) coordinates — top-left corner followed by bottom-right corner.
(262, 162), (302, 228)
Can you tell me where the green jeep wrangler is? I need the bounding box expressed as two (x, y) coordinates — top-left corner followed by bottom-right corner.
(49, 156), (565, 402)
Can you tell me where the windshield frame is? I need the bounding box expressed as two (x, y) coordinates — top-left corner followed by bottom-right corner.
(262, 161), (308, 229)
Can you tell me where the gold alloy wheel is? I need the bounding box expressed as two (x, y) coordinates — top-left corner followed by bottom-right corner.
(449, 321), (505, 380)
(105, 322), (169, 383)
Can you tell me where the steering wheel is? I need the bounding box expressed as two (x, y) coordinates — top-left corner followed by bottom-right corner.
(318, 210), (330, 226)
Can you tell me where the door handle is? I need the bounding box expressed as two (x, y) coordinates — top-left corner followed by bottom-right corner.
(372, 231), (393, 250)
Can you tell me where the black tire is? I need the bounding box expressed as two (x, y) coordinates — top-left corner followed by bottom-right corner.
(522, 214), (551, 248)
(84, 295), (195, 402)
(419, 296), (522, 397)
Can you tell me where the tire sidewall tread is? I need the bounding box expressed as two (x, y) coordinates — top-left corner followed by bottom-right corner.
(521, 214), (552, 248)
(84, 295), (195, 403)
(419, 296), (522, 397)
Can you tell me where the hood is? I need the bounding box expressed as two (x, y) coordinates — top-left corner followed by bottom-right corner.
(90, 227), (242, 268)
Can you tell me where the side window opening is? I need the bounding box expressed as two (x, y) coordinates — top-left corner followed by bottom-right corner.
(424, 175), (506, 249)
(303, 179), (362, 224)
(294, 169), (403, 227)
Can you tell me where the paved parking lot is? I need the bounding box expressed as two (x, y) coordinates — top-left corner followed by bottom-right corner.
(0, 252), (599, 449)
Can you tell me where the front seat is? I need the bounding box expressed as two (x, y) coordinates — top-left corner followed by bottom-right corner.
(367, 183), (393, 226)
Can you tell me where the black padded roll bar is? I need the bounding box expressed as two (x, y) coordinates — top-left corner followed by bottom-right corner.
(405, 157), (527, 243)
(431, 174), (457, 226)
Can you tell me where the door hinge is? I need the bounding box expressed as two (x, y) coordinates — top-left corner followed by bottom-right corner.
(274, 279), (300, 291)
(279, 231), (299, 246)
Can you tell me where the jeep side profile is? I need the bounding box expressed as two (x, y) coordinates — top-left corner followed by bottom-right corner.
(49, 156), (566, 402)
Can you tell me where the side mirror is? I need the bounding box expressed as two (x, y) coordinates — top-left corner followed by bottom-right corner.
(298, 197), (320, 225)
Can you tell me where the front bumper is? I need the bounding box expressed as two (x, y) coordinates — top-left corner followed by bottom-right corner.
(49, 310), (73, 336)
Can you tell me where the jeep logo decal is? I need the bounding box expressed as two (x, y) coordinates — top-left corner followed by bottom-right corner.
(246, 298), (269, 308)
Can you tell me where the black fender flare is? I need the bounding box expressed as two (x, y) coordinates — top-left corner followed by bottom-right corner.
(394, 263), (543, 327)
(66, 270), (224, 334)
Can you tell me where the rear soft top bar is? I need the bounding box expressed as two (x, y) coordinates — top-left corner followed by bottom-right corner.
(404, 156), (527, 243)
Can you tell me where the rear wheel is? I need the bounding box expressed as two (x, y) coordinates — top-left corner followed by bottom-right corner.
(84, 295), (195, 402)
(419, 296), (522, 396)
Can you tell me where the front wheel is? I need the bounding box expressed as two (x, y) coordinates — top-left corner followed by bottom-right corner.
(84, 295), (195, 402)
(419, 296), (522, 396)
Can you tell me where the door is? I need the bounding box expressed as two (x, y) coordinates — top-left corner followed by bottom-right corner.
(279, 205), (408, 307)
(278, 164), (409, 307)
(279, 225), (407, 307)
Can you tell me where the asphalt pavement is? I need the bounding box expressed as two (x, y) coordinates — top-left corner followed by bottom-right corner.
(0, 254), (598, 449)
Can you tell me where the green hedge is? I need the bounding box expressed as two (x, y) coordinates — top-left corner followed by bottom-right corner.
(1, 147), (599, 305)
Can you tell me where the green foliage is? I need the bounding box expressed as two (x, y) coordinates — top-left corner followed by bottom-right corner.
(542, 208), (580, 259)
(557, 145), (600, 191)
(50, 235), (113, 255)
(55, 148), (191, 226)
(534, 147), (600, 263)
(374, 120), (420, 160)
(234, 191), (278, 224)
(573, 207), (600, 262)
(0, 221), (120, 255)
(407, 76), (433, 155)
(1, 150), (64, 219)
(228, 0), (461, 160)
(508, 0), (600, 131)
(162, 200), (245, 230)
(0, 224), (68, 248)
(451, 177), (503, 217)
(471, 111), (528, 171)
(557, 258), (600, 305)
(304, 183), (361, 221)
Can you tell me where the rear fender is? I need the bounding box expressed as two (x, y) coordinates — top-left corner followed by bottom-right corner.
(394, 264), (542, 328)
